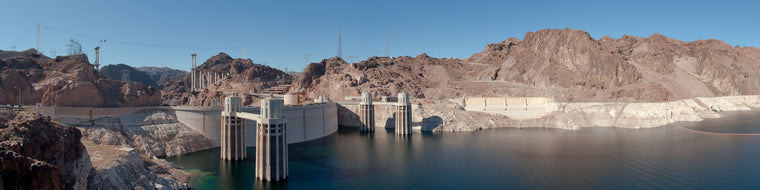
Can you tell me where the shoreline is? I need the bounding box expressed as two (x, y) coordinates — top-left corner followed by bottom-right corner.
(400, 95), (760, 132)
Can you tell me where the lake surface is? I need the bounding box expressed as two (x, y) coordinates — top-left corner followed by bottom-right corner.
(166, 111), (760, 189)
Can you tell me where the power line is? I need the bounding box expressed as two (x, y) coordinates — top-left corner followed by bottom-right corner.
(38, 24), (243, 50)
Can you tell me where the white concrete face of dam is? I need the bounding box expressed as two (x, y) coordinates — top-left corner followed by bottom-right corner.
(174, 103), (338, 147)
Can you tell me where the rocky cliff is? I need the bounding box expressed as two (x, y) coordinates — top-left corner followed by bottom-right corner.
(294, 29), (760, 102)
(0, 111), (92, 190)
(0, 49), (161, 107)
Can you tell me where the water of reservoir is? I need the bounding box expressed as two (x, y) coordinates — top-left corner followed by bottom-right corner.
(165, 111), (760, 189)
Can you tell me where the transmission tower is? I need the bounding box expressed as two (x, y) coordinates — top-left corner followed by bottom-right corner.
(304, 52), (309, 65)
(121, 69), (130, 82)
(9, 45), (15, 51)
(66, 39), (82, 55)
(37, 24), (40, 51)
(385, 30), (389, 57)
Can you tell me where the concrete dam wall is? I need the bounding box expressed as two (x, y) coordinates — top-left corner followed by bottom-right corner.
(174, 102), (338, 147)
(29, 103), (338, 147)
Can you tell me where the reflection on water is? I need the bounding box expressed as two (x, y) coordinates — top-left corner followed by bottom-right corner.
(166, 112), (760, 189)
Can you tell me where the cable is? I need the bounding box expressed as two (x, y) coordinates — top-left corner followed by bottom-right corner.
(38, 24), (242, 50)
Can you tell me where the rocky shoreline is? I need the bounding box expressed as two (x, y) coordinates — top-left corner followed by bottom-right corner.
(409, 95), (760, 132)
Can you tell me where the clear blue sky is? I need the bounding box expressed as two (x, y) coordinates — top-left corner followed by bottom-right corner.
(1, 0), (757, 71)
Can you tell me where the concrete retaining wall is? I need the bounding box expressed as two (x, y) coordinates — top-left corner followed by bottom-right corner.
(464, 97), (553, 107)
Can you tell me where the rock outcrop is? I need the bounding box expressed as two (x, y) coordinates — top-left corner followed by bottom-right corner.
(0, 49), (161, 107)
(0, 111), (92, 190)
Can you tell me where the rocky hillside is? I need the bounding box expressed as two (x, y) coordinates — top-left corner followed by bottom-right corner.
(0, 49), (161, 107)
(294, 29), (760, 102)
(0, 111), (91, 189)
(100, 64), (158, 87)
(137, 67), (187, 89)
(162, 52), (292, 106)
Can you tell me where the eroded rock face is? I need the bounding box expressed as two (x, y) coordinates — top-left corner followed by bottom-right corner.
(59, 109), (210, 189)
(0, 111), (92, 190)
(294, 29), (760, 103)
(0, 49), (161, 107)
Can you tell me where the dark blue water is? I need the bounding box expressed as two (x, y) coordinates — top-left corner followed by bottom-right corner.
(166, 112), (760, 189)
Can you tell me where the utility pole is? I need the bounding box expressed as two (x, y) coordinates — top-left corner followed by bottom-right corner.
(14, 87), (20, 106)
(337, 30), (342, 59)
(304, 52), (310, 65)
(36, 24), (40, 51)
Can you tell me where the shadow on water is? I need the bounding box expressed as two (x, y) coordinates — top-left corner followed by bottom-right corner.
(417, 115), (443, 135)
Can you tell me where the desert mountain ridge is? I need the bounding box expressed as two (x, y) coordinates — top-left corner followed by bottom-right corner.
(4, 28), (759, 106)
(293, 28), (760, 103)
(0, 49), (161, 107)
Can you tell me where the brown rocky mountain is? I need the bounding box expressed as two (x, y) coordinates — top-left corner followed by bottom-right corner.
(163, 52), (293, 106)
(293, 28), (760, 102)
(0, 49), (161, 107)
(100, 64), (158, 87)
